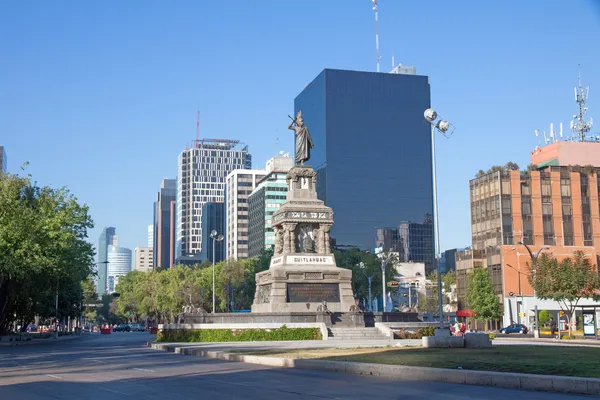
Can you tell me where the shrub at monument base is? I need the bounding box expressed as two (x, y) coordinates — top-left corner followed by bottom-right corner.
(156, 325), (322, 342)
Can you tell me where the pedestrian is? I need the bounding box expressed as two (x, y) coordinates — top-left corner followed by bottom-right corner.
(550, 317), (557, 338)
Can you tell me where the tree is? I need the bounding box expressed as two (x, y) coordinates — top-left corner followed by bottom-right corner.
(538, 310), (551, 327)
(335, 248), (397, 309)
(0, 169), (95, 334)
(529, 251), (600, 337)
(467, 268), (502, 331)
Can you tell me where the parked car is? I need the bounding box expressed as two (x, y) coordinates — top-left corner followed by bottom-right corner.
(499, 323), (528, 334)
(113, 324), (131, 332)
(130, 324), (145, 332)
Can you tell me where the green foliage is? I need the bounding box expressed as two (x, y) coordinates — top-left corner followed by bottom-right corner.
(0, 170), (95, 334)
(155, 325), (321, 342)
(529, 251), (600, 334)
(467, 268), (502, 322)
(538, 310), (551, 326)
(394, 326), (436, 339)
(417, 326), (435, 337)
(112, 249), (275, 324)
(334, 248), (396, 303)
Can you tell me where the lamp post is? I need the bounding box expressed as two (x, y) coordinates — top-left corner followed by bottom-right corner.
(381, 254), (393, 313)
(359, 262), (375, 312)
(210, 230), (224, 314)
(517, 242), (550, 338)
(424, 108), (455, 331)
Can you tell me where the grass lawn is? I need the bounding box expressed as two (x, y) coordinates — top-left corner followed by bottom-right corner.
(244, 346), (600, 378)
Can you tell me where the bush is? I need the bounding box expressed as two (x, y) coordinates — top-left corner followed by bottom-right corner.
(538, 310), (550, 326)
(417, 326), (436, 337)
(156, 325), (321, 343)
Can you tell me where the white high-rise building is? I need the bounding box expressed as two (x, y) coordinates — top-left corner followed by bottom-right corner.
(147, 224), (154, 249)
(225, 168), (267, 260)
(176, 139), (250, 260)
(134, 247), (153, 272)
(107, 245), (132, 293)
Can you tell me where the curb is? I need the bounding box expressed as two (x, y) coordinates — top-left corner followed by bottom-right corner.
(147, 342), (600, 396)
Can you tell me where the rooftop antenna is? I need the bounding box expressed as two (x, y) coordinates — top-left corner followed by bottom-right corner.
(196, 110), (200, 148)
(559, 122), (563, 140)
(372, 0), (380, 72)
(543, 130), (549, 145)
(550, 123), (555, 143)
(571, 65), (593, 141)
(392, 50), (395, 69)
(535, 129), (541, 147)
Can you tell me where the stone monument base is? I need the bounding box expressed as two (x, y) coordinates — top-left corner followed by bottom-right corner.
(251, 253), (355, 314)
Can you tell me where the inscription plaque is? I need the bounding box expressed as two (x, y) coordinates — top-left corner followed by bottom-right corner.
(287, 283), (340, 303)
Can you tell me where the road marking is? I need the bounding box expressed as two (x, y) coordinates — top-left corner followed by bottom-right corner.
(98, 387), (131, 396)
(46, 374), (62, 380)
(132, 367), (155, 373)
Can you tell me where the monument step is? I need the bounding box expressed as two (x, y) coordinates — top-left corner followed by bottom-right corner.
(327, 327), (388, 340)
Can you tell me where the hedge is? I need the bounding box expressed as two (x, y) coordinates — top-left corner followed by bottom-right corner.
(156, 325), (322, 343)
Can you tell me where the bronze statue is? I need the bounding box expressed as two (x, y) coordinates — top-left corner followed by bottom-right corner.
(288, 110), (314, 165)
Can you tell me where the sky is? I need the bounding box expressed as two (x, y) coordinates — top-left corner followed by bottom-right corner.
(1, 0), (599, 257)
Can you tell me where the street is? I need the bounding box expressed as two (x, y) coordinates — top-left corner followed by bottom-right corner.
(0, 333), (590, 399)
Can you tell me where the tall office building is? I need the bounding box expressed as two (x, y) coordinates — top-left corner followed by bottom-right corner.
(106, 245), (132, 293)
(153, 179), (176, 269)
(147, 225), (154, 249)
(177, 139), (251, 260)
(295, 69), (434, 258)
(248, 155), (294, 257)
(0, 146), (6, 173)
(97, 227), (116, 295)
(376, 217), (434, 272)
(199, 202), (226, 263)
(134, 247), (153, 272)
(225, 169), (266, 260)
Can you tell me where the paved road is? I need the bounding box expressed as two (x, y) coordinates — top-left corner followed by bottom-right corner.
(0, 333), (589, 399)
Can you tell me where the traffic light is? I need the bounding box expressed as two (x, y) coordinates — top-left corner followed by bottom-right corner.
(559, 311), (564, 317)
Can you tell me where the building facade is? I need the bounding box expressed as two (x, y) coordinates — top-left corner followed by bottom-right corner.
(294, 68), (434, 262)
(225, 169), (266, 260)
(97, 227), (116, 295)
(134, 247), (153, 272)
(199, 202), (225, 263)
(147, 224), (154, 249)
(177, 139), (250, 260)
(153, 179), (176, 269)
(248, 155), (294, 257)
(375, 217), (435, 272)
(107, 245), (132, 293)
(0, 146), (6, 173)
(458, 162), (600, 326)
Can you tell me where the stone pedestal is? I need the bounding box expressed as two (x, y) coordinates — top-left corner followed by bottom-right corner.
(252, 165), (355, 314)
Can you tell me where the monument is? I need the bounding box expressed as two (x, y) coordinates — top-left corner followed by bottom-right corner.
(251, 111), (355, 313)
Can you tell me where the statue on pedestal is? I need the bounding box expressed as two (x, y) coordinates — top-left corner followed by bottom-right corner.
(288, 110), (314, 165)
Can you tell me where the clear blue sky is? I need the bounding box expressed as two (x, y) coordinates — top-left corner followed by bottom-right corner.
(1, 1), (599, 256)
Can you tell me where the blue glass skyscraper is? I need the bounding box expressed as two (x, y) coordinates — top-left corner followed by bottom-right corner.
(294, 68), (434, 270)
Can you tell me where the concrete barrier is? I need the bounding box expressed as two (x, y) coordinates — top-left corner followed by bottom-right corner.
(146, 342), (600, 395)
(422, 336), (464, 348)
(464, 333), (492, 348)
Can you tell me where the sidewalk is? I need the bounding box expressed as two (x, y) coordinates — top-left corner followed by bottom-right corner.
(0, 333), (85, 347)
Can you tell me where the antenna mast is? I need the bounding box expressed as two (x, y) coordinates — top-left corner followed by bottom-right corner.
(196, 110), (200, 148)
(571, 66), (593, 141)
(372, 0), (380, 72)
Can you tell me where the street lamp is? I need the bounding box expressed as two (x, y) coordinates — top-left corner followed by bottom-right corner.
(516, 242), (550, 337)
(424, 108), (455, 331)
(381, 254), (393, 313)
(359, 262), (375, 312)
(210, 230), (224, 314)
